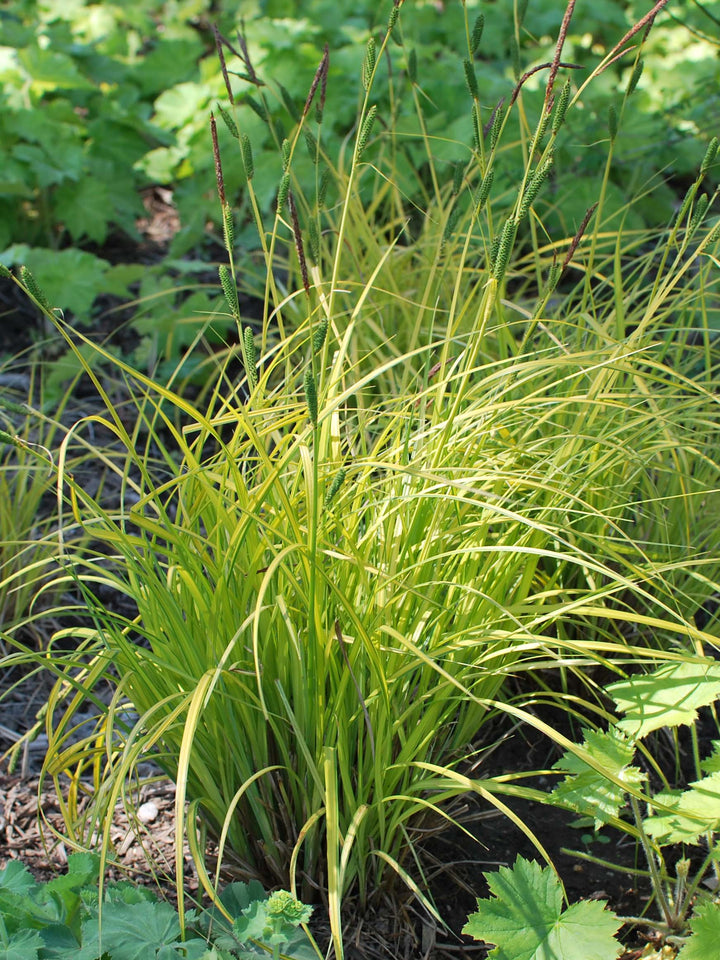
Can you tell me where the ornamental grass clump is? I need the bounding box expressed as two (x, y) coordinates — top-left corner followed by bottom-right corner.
(3, 1), (720, 954)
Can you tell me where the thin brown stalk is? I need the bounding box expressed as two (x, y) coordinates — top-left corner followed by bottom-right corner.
(210, 113), (225, 206)
(511, 60), (581, 107)
(598, 0), (670, 75)
(544, 0), (577, 110)
(303, 44), (330, 119)
(561, 202), (598, 278)
(288, 190), (310, 297)
(213, 24), (234, 104)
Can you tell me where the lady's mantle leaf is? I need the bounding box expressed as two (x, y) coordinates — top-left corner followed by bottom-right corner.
(549, 727), (645, 828)
(462, 856), (622, 960)
(676, 900), (720, 959)
(643, 771), (720, 844)
(608, 662), (720, 738)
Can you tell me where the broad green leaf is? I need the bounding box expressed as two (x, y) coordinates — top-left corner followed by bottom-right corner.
(608, 662), (720, 738)
(701, 741), (720, 776)
(676, 900), (720, 959)
(462, 856), (622, 960)
(22, 247), (110, 320)
(0, 928), (43, 960)
(643, 771), (720, 844)
(549, 727), (645, 828)
(78, 900), (208, 960)
(0, 860), (36, 895)
(16, 45), (95, 92)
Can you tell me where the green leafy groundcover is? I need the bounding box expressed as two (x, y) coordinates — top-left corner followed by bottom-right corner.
(0, 853), (314, 960)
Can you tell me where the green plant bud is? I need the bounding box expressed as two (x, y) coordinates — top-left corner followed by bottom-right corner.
(470, 14), (485, 54)
(489, 234), (501, 266)
(387, 3), (400, 31)
(357, 105), (377, 158)
(464, 59), (479, 100)
(0, 264), (11, 279)
(222, 203), (234, 253)
(407, 49), (417, 86)
(324, 466), (347, 508)
(608, 104), (618, 142)
(245, 95), (268, 123)
(362, 37), (376, 91)
(217, 103), (239, 139)
(219, 265), (239, 318)
(689, 193), (710, 236)
(490, 104), (504, 151)
(312, 316), (328, 353)
(278, 83), (300, 122)
(626, 58), (643, 96)
(308, 218), (320, 263)
(701, 137), (719, 175)
(241, 134), (254, 181)
(533, 107), (549, 147)
(474, 169), (494, 211)
(442, 204), (461, 246)
(277, 172), (291, 214)
(518, 157), (552, 220)
(281, 138), (291, 172)
(20, 266), (52, 312)
(243, 325), (258, 389)
(552, 79), (571, 135)
(318, 166), (330, 208)
(542, 261), (563, 297)
(492, 217), (516, 282)
(451, 161), (464, 197)
(471, 102), (481, 152)
(304, 368), (318, 425)
(304, 128), (319, 162)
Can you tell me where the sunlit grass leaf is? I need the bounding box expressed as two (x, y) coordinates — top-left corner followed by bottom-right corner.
(643, 771), (720, 845)
(609, 663), (720, 739)
(549, 728), (646, 828)
(676, 900), (720, 960)
(700, 741), (720, 776)
(462, 856), (622, 960)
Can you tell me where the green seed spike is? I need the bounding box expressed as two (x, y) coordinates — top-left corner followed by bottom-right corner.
(608, 104), (618, 142)
(533, 107), (549, 147)
(463, 59), (479, 100)
(543, 261), (563, 297)
(217, 104), (239, 139)
(241, 134), (254, 181)
(470, 14), (485, 54)
(308, 218), (320, 264)
(222, 203), (234, 254)
(243, 325), (258, 389)
(701, 137), (719, 175)
(689, 193), (710, 236)
(245, 95), (268, 123)
(357, 105), (377, 158)
(407, 49), (417, 86)
(219, 265), (240, 319)
(674, 184), (695, 228)
(442, 205), (461, 246)
(312, 316), (328, 353)
(451, 161), (464, 197)
(492, 217), (516, 282)
(490, 104), (504, 151)
(474, 169), (494, 211)
(518, 156), (553, 220)
(20, 266), (52, 312)
(277, 172), (291, 214)
(324, 466), (347, 508)
(552, 79), (571, 135)
(304, 368), (318, 426)
(387, 3), (400, 32)
(471, 102), (481, 152)
(362, 37), (376, 91)
(627, 59), (643, 96)
(304, 129), (319, 162)
(278, 83), (300, 122)
(318, 166), (330, 208)
(281, 138), (291, 172)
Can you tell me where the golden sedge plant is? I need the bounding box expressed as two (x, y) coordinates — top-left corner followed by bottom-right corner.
(3, 1), (719, 954)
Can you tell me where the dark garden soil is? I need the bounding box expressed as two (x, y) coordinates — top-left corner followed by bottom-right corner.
(0, 198), (709, 960)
